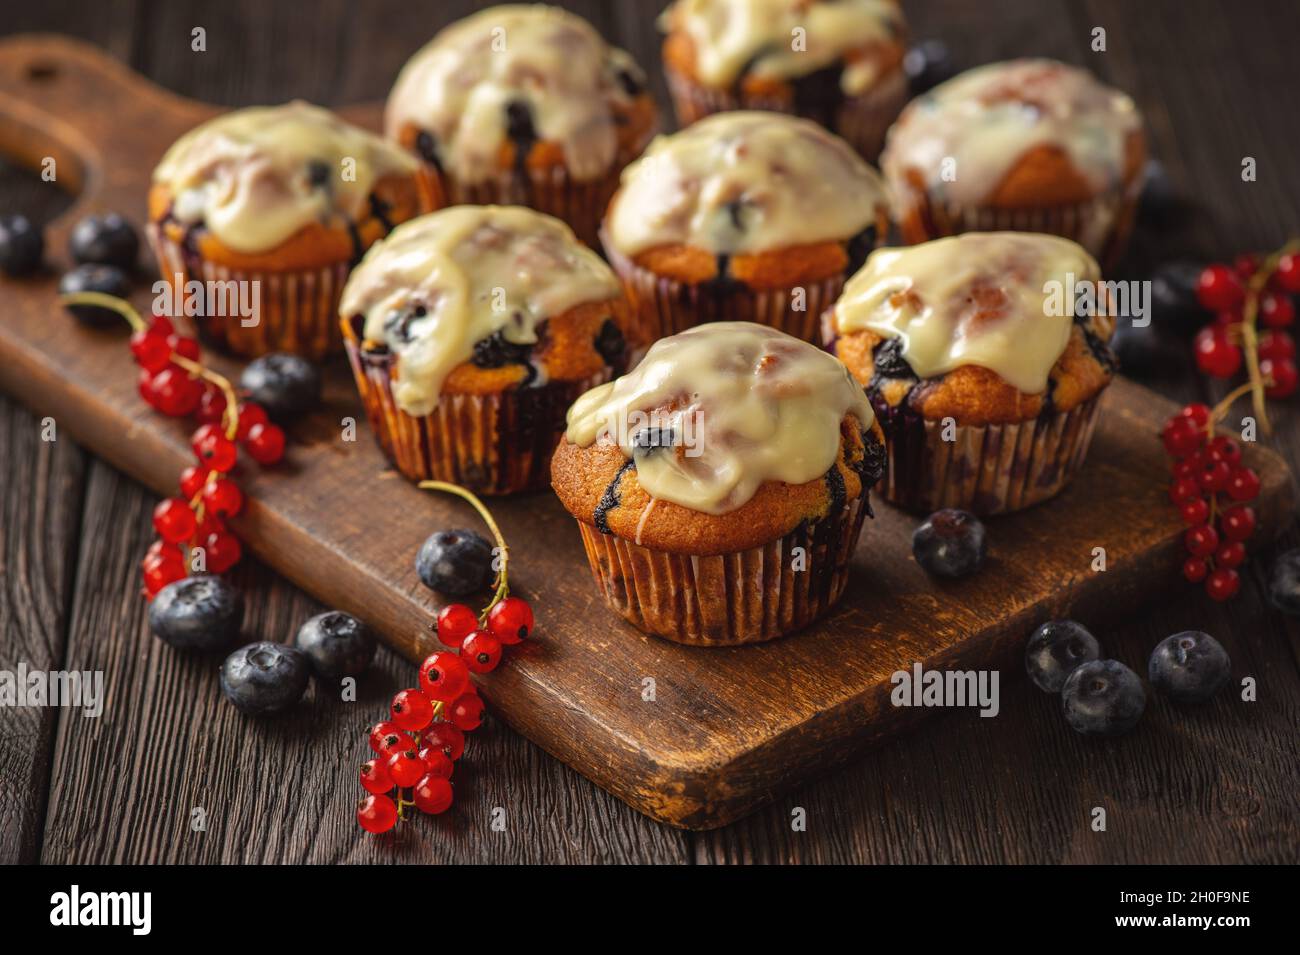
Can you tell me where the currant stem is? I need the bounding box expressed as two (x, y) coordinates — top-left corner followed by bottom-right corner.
(1238, 238), (1300, 436)
(418, 480), (510, 621)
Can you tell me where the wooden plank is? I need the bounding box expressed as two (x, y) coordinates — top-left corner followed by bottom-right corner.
(0, 33), (1294, 833)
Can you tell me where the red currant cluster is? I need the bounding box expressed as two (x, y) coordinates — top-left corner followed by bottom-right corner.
(61, 292), (288, 598)
(1162, 403), (1262, 602)
(1192, 246), (1300, 399)
(356, 482), (534, 834)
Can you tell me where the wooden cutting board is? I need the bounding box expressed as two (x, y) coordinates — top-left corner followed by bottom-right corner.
(0, 35), (1293, 830)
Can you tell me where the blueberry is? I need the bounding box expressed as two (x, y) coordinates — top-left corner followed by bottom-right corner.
(593, 319), (626, 367)
(239, 353), (322, 421)
(68, 212), (139, 270)
(1137, 159), (1190, 230)
(472, 329), (532, 368)
(903, 40), (954, 95)
(1148, 631), (1230, 703)
(1150, 261), (1207, 335)
(1025, 620), (1102, 693)
(1061, 659), (1146, 737)
(294, 611), (375, 681)
(59, 263), (131, 326)
(1109, 320), (1181, 378)
(219, 642), (310, 715)
(0, 214), (44, 276)
(1268, 548), (1300, 615)
(148, 575), (244, 652)
(912, 509), (986, 579)
(416, 529), (494, 595)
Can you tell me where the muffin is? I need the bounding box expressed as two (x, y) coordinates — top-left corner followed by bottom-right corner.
(881, 59), (1146, 266)
(553, 321), (886, 646)
(601, 111), (890, 345)
(385, 4), (658, 248)
(148, 101), (435, 359)
(660, 0), (908, 159)
(340, 205), (634, 494)
(828, 232), (1117, 516)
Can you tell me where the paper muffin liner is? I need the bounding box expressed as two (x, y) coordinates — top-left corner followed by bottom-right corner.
(574, 492), (868, 646)
(147, 224), (349, 360)
(602, 235), (849, 345)
(341, 316), (611, 494)
(891, 183), (1142, 269)
(663, 64), (908, 160)
(872, 391), (1105, 516)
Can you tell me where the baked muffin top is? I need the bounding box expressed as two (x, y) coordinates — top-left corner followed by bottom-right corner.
(661, 0), (904, 92)
(385, 4), (647, 185)
(152, 101), (419, 254)
(563, 322), (874, 516)
(606, 112), (887, 257)
(341, 205), (622, 416)
(881, 59), (1142, 206)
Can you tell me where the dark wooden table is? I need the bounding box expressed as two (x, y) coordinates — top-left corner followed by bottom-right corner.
(1, 0), (1297, 864)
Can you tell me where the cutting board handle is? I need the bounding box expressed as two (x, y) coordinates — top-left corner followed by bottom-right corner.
(0, 34), (213, 233)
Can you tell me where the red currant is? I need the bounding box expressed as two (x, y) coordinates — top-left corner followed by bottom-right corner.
(1215, 541), (1247, 569)
(1194, 326), (1242, 379)
(436, 603), (479, 649)
(1196, 460), (1231, 493)
(425, 721), (465, 761)
(201, 478), (243, 517)
(1169, 477), (1201, 505)
(1181, 556), (1209, 583)
(204, 532), (242, 573)
(385, 749), (427, 788)
(462, 630), (502, 673)
(1205, 567), (1240, 601)
(416, 747), (455, 780)
(1161, 416), (1203, 458)
(1261, 357), (1299, 398)
(412, 775), (453, 815)
(1260, 293), (1295, 329)
(1220, 506), (1256, 541)
(130, 329), (171, 372)
(180, 465), (206, 500)
(360, 757), (394, 795)
(192, 423), (238, 472)
(1227, 467), (1261, 502)
(153, 497), (196, 543)
(1196, 265), (1244, 312)
(1178, 403), (1211, 428)
(142, 554), (186, 597)
(419, 651), (470, 702)
(1172, 457), (1198, 481)
(1177, 498), (1209, 526)
(1274, 252), (1300, 293)
(390, 688), (435, 732)
(487, 596), (534, 645)
(368, 721), (410, 756)
(236, 402), (269, 440)
(1233, 253), (1260, 280)
(244, 421), (285, 465)
(1205, 436), (1241, 467)
(356, 794), (398, 833)
(1258, 329), (1295, 362)
(1184, 524), (1219, 557)
(166, 333), (200, 362)
(195, 384), (228, 425)
(146, 366), (203, 417)
(149, 314), (175, 337)
(448, 692), (484, 731)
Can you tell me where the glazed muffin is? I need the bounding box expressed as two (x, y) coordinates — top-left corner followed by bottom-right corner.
(601, 111), (890, 344)
(660, 0), (908, 159)
(340, 205), (634, 494)
(148, 101), (435, 359)
(881, 59), (1146, 266)
(385, 4), (658, 248)
(553, 321), (886, 646)
(828, 232), (1117, 516)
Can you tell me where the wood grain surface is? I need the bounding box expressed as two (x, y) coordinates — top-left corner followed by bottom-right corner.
(0, 0), (1298, 863)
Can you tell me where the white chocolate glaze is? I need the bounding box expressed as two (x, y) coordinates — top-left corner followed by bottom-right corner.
(341, 206), (620, 417)
(385, 4), (645, 184)
(153, 101), (420, 254)
(881, 59), (1142, 206)
(565, 322), (874, 515)
(663, 0), (904, 94)
(834, 232), (1101, 394)
(607, 111), (887, 256)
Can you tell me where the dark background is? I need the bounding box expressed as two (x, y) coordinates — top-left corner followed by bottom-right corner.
(1, 0), (1297, 863)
